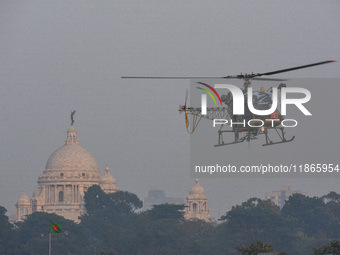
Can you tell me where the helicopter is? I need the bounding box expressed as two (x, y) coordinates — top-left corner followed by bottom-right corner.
(122, 60), (335, 146)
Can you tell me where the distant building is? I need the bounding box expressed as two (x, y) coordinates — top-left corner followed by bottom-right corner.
(16, 124), (119, 222)
(185, 179), (211, 222)
(265, 185), (309, 208)
(144, 190), (184, 210)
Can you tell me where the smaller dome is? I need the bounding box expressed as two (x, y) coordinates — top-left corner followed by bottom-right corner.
(189, 179), (206, 197)
(99, 166), (119, 194)
(17, 190), (31, 205)
(68, 125), (76, 132)
(65, 125), (79, 145)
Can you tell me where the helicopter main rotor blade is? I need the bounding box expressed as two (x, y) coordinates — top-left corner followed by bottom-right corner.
(252, 77), (288, 81)
(121, 76), (227, 79)
(256, 60), (336, 77)
(122, 60), (336, 79)
(121, 76), (288, 80)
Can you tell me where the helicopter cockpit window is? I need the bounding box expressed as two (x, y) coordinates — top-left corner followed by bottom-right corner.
(246, 91), (272, 110)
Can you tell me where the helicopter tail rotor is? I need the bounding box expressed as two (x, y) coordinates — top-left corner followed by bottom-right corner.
(179, 89), (189, 113)
(178, 89), (202, 134)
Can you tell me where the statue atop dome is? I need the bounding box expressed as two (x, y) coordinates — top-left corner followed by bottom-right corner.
(71, 110), (76, 125)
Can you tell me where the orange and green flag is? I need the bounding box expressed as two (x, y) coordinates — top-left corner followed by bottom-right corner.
(50, 221), (62, 233)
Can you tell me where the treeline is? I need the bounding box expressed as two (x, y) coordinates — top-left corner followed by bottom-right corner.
(0, 185), (339, 255)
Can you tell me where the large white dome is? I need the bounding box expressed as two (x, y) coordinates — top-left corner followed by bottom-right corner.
(44, 125), (100, 173)
(45, 144), (100, 172)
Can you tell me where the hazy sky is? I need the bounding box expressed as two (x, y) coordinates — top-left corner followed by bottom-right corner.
(1, 1), (339, 219)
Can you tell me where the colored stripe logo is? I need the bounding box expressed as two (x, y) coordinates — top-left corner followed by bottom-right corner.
(196, 82), (222, 106)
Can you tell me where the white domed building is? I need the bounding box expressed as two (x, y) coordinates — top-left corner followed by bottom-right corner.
(16, 190), (33, 220)
(100, 166), (119, 194)
(185, 179), (211, 222)
(16, 124), (118, 222)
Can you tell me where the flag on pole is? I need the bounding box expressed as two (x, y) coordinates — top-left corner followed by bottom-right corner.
(50, 221), (62, 233)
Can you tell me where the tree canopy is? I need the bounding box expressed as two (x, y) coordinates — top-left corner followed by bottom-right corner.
(314, 240), (340, 255)
(2, 190), (340, 255)
(236, 240), (274, 255)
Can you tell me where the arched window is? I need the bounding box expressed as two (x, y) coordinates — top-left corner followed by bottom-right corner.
(25, 209), (28, 215)
(20, 208), (23, 217)
(58, 191), (64, 202)
(193, 203), (197, 214)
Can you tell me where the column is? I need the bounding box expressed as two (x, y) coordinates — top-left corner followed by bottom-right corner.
(70, 184), (72, 203)
(49, 185), (51, 204)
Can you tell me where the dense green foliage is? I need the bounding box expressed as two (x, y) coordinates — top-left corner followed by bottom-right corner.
(236, 240), (274, 255)
(2, 189), (340, 255)
(0, 206), (19, 254)
(16, 212), (93, 255)
(314, 240), (340, 255)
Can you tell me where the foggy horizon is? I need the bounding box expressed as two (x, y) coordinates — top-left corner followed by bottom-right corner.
(1, 1), (340, 221)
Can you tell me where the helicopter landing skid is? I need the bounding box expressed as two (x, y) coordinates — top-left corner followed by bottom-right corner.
(214, 129), (257, 147)
(262, 128), (295, 146)
(214, 127), (294, 147)
(214, 139), (245, 147)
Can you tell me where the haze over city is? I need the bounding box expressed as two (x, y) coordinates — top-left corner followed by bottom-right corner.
(1, 1), (340, 220)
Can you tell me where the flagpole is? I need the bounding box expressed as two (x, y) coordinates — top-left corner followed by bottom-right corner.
(49, 232), (51, 255)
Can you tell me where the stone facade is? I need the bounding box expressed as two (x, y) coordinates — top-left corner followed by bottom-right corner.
(16, 125), (118, 222)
